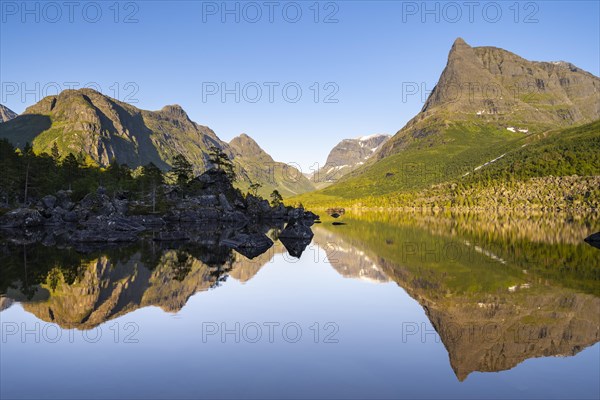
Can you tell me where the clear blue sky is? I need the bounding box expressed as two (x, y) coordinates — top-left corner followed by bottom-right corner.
(1, 0), (598, 171)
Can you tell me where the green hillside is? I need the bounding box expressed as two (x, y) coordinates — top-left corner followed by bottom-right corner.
(0, 89), (315, 199)
(291, 120), (600, 209)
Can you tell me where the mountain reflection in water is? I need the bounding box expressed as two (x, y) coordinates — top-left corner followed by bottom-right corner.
(1, 212), (598, 382)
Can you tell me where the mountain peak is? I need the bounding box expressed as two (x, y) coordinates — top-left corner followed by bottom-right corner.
(0, 104), (17, 123)
(230, 133), (266, 156)
(452, 37), (469, 47)
(160, 104), (189, 119)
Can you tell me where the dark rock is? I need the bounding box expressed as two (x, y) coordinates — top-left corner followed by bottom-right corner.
(0, 208), (44, 228)
(72, 229), (137, 243)
(287, 208), (304, 219)
(326, 208), (345, 217)
(179, 210), (199, 222)
(163, 210), (181, 222)
(221, 211), (249, 224)
(130, 215), (165, 228)
(584, 232), (600, 250)
(113, 199), (129, 215)
(153, 231), (190, 242)
(219, 194), (233, 212)
(196, 195), (219, 207)
(45, 207), (66, 225)
(63, 211), (78, 223)
(332, 222), (346, 226)
(83, 215), (145, 233)
(233, 198), (246, 209)
(41, 195), (57, 209)
(279, 237), (312, 258)
(304, 211), (319, 220)
(279, 220), (314, 240)
(55, 190), (73, 209)
(199, 208), (221, 220)
(221, 232), (273, 259)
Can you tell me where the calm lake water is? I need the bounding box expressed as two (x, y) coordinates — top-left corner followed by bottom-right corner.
(1, 212), (599, 399)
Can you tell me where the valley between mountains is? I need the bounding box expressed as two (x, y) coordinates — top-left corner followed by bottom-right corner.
(0, 38), (598, 212)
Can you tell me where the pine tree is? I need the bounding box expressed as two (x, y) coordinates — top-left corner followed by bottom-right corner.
(208, 146), (236, 181)
(51, 142), (60, 163)
(62, 153), (80, 190)
(172, 154), (193, 186)
(270, 190), (283, 207)
(141, 162), (164, 213)
(249, 182), (261, 196)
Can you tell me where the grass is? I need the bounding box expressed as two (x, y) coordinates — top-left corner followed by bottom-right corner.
(291, 120), (600, 208)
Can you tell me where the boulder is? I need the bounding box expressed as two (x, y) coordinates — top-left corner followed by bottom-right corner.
(219, 194), (233, 212)
(55, 190), (73, 209)
(279, 236), (312, 258)
(279, 220), (314, 240)
(63, 211), (78, 223)
(41, 195), (57, 209)
(197, 207), (221, 220)
(113, 199), (129, 215)
(46, 207), (66, 225)
(221, 211), (249, 224)
(196, 195), (219, 207)
(287, 208), (304, 219)
(0, 208), (43, 228)
(221, 232), (273, 259)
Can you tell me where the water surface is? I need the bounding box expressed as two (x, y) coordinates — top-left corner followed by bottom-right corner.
(1, 212), (599, 399)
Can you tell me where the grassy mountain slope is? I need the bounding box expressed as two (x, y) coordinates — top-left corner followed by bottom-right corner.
(229, 133), (315, 198)
(0, 89), (314, 198)
(291, 38), (600, 208)
(292, 119), (600, 208)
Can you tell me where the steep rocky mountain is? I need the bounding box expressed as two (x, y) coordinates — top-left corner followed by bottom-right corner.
(0, 104), (18, 123)
(310, 134), (390, 188)
(0, 89), (314, 198)
(229, 133), (315, 198)
(292, 39), (600, 205)
(379, 37), (600, 159)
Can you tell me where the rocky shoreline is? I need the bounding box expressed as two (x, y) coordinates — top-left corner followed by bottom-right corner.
(0, 169), (319, 253)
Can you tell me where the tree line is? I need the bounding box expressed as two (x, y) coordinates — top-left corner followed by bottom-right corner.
(0, 140), (284, 209)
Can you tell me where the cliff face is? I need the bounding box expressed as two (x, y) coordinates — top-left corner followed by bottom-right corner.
(379, 38), (600, 158)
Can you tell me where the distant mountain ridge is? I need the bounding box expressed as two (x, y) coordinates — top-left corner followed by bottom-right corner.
(0, 89), (314, 198)
(0, 105), (17, 123)
(310, 134), (390, 188)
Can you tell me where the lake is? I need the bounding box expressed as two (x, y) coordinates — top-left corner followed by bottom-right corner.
(1, 212), (599, 399)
